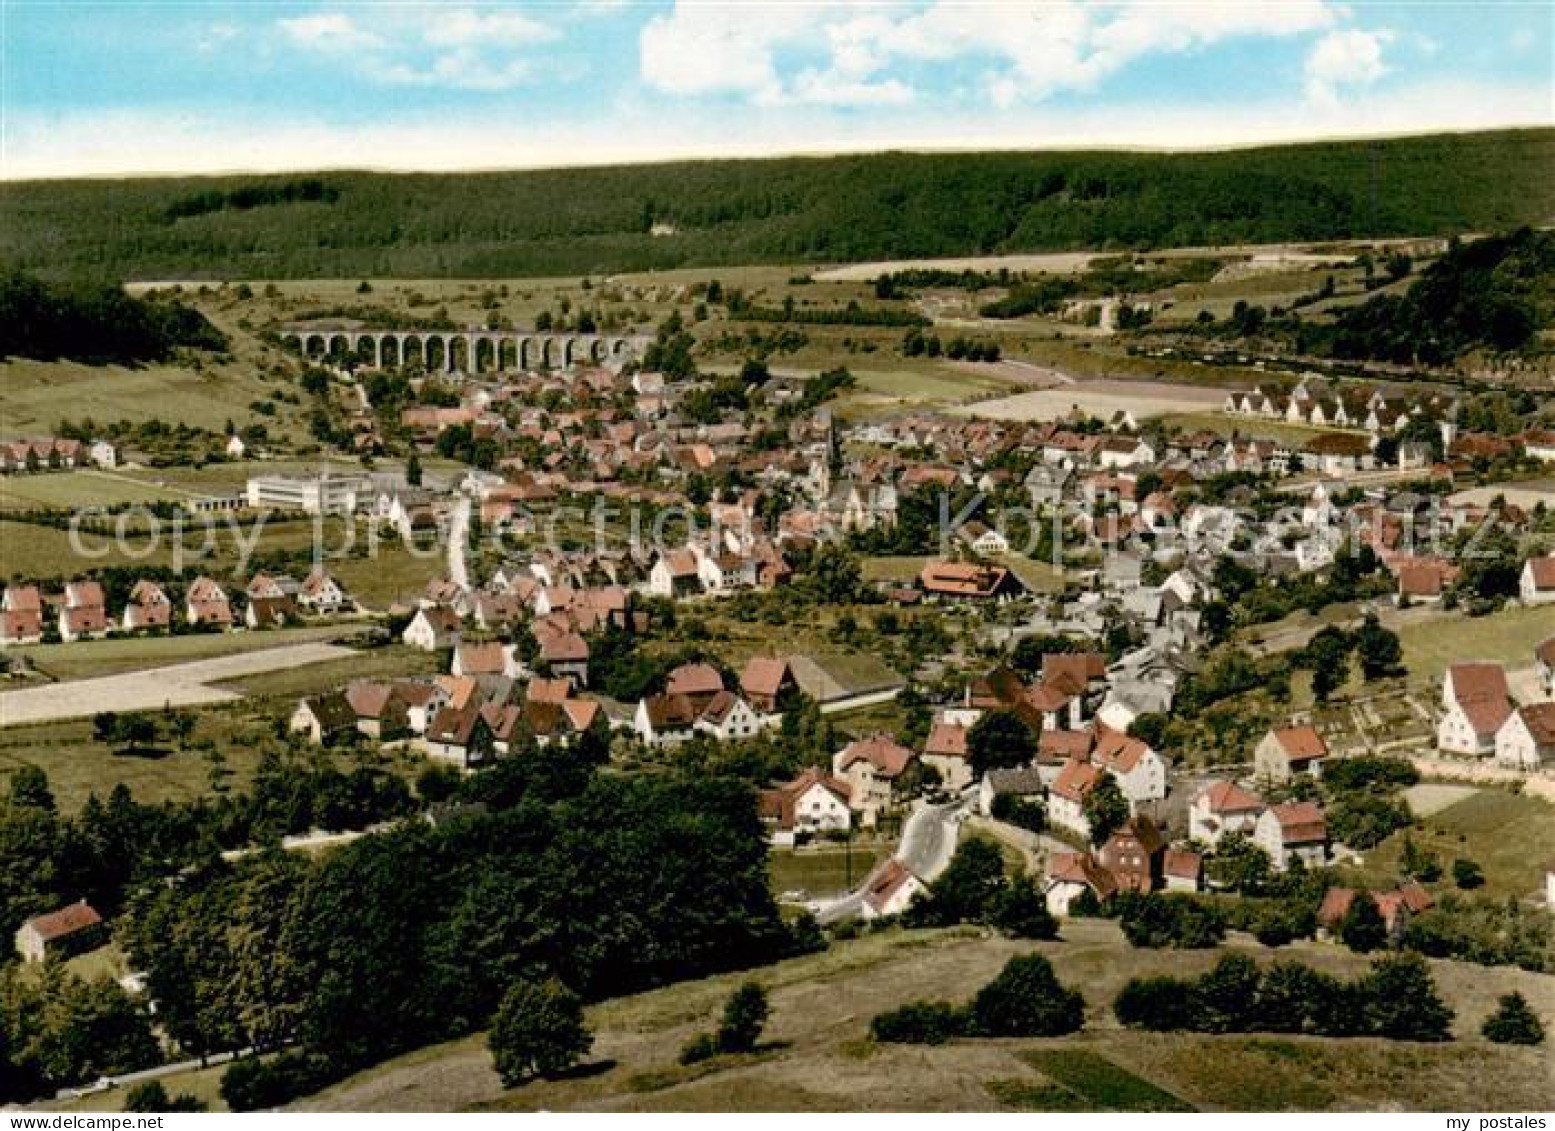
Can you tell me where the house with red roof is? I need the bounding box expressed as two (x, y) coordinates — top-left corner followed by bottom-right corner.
(1495, 702), (1555, 770)
(860, 859), (925, 920)
(1254, 724), (1330, 784)
(1044, 851), (1118, 916)
(757, 768), (852, 846)
(919, 560), (1021, 601)
(832, 734), (916, 827)
(1318, 882), (1433, 940)
(1, 585), (45, 645)
(1048, 758), (1103, 841)
(739, 655), (796, 715)
(121, 579), (172, 634)
(1254, 801), (1329, 871)
(1091, 726), (1169, 807)
(1162, 849), (1203, 893)
(184, 576), (234, 629)
(922, 719), (971, 791)
(1438, 663), (1513, 756)
(1520, 555), (1555, 606)
(1189, 779), (1265, 846)
(15, 900), (103, 963)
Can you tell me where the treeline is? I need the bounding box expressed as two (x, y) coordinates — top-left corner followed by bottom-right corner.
(0, 267), (226, 364)
(1115, 952), (1453, 1041)
(3, 130), (1550, 278)
(728, 296), (929, 327)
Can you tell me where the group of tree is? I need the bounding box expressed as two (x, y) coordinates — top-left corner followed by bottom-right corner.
(0, 267), (226, 364)
(902, 839), (1059, 941)
(114, 764), (804, 1108)
(900, 328), (1001, 361)
(870, 954), (1084, 1044)
(1114, 951), (1454, 1041)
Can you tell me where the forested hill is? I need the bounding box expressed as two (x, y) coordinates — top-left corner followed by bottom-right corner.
(3, 129), (1551, 281)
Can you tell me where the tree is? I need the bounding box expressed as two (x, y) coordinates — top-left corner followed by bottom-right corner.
(988, 874), (1058, 939)
(869, 1000), (967, 1044)
(488, 978), (593, 1087)
(8, 766), (54, 811)
(1481, 992), (1545, 1045)
(1113, 975), (1195, 1030)
(1255, 960), (1323, 1033)
(1338, 892), (1388, 953)
(965, 710), (1038, 779)
(1452, 858), (1485, 889)
(406, 452), (423, 487)
(1205, 833), (1273, 895)
(1082, 774), (1128, 846)
(1357, 953), (1453, 1041)
(124, 1080), (206, 1112)
(1190, 953), (1261, 1033)
(969, 954), (1084, 1037)
(1354, 614), (1403, 680)
(909, 838), (1007, 926)
(166, 710), (196, 750)
(715, 982), (769, 1054)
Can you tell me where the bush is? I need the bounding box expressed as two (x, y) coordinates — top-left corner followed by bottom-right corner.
(1113, 975), (1196, 1031)
(123, 1081), (206, 1113)
(1356, 953), (1454, 1042)
(1117, 894), (1226, 949)
(1190, 954), (1263, 1033)
(969, 954), (1085, 1037)
(220, 1052), (335, 1112)
(1452, 858), (1485, 889)
(869, 1000), (969, 1045)
(1481, 992), (1545, 1046)
(1338, 892), (1389, 953)
(715, 982), (769, 1054)
(489, 978), (593, 1088)
(989, 875), (1059, 940)
(678, 1032), (721, 1065)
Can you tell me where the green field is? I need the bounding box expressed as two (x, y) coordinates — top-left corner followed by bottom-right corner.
(768, 844), (890, 899)
(1016, 1049), (1195, 1112)
(1391, 604), (1555, 685)
(0, 356), (305, 440)
(1343, 789), (1555, 900)
(11, 622), (354, 681)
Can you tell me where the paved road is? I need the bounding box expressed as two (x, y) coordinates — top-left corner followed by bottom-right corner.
(813, 801), (963, 925)
(447, 495), (472, 591)
(0, 642), (354, 726)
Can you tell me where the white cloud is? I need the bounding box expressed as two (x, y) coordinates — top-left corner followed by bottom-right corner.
(1305, 27), (1392, 105)
(639, 1), (1341, 108)
(277, 6), (558, 92)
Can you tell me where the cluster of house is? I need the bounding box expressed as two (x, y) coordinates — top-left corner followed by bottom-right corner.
(0, 569), (353, 646)
(1040, 723), (1335, 915)
(1221, 378), (1458, 436)
(1438, 654), (1555, 769)
(0, 436), (122, 474)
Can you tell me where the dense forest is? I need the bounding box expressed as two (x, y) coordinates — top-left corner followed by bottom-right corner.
(1, 130), (1550, 280)
(0, 268), (226, 364)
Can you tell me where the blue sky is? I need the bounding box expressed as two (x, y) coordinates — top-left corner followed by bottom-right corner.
(3, 1), (1550, 178)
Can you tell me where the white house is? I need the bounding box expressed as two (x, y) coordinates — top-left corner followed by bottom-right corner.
(1254, 802), (1328, 871)
(1494, 703), (1555, 770)
(299, 568), (351, 615)
(859, 859), (925, 920)
(832, 734), (915, 827)
(1091, 729), (1169, 808)
(1188, 780), (1265, 847)
(1520, 556), (1555, 605)
(695, 692), (762, 742)
(1253, 725), (1329, 784)
(758, 768), (852, 847)
(402, 605), (462, 652)
(1437, 663), (1513, 756)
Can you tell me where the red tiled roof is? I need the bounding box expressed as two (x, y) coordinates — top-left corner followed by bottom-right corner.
(924, 721), (968, 759)
(1051, 758), (1102, 802)
(25, 901), (102, 943)
(1199, 779), (1263, 814)
(1269, 801), (1327, 844)
(1272, 724), (1328, 763)
(837, 734), (914, 778)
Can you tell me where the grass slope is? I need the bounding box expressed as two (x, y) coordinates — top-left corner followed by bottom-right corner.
(4, 131), (1551, 280)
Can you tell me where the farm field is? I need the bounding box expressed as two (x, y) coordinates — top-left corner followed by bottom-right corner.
(957, 378), (1224, 423)
(223, 918), (1555, 1114)
(1155, 410), (1355, 446)
(829, 363), (1019, 419)
(0, 356), (306, 441)
(11, 622), (355, 681)
(0, 470), (185, 512)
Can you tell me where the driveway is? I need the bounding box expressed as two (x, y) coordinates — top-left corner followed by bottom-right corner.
(0, 642), (354, 726)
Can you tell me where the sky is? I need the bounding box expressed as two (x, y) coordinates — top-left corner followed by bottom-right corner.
(2, 1), (1551, 179)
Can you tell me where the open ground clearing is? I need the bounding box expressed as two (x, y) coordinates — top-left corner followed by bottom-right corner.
(10, 622), (354, 681)
(0, 640), (354, 726)
(240, 919), (1555, 1114)
(955, 379), (1226, 422)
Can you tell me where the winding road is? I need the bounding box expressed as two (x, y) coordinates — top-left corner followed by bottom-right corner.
(813, 800), (963, 924)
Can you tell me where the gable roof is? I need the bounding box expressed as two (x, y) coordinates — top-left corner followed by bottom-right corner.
(667, 662), (724, 698)
(740, 656), (792, 700)
(1268, 801), (1327, 844)
(1198, 779), (1264, 814)
(836, 734), (914, 778)
(24, 901), (102, 943)
(1270, 724), (1328, 763)
(1051, 757), (1102, 803)
(1446, 663), (1513, 736)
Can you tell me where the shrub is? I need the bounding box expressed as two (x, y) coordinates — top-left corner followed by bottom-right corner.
(1481, 992), (1545, 1046)
(989, 875), (1059, 939)
(1113, 976), (1196, 1031)
(1338, 892), (1389, 953)
(1356, 953), (1454, 1042)
(1452, 858), (1485, 889)
(715, 982), (769, 1054)
(1117, 894), (1226, 949)
(869, 1000), (969, 1045)
(678, 1032), (721, 1065)
(1254, 960), (1325, 1033)
(123, 1081), (206, 1113)
(1190, 954), (1262, 1033)
(488, 978), (593, 1088)
(969, 954), (1085, 1037)
(220, 1052), (335, 1112)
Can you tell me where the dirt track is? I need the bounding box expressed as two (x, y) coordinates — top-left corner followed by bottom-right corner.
(0, 641), (354, 726)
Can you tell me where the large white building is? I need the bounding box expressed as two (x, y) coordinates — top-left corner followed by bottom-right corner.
(246, 472), (370, 515)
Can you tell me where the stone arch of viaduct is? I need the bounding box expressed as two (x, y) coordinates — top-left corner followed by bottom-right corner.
(278, 328), (652, 373)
